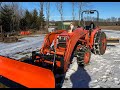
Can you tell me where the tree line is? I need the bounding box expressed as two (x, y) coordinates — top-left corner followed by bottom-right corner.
(0, 2), (91, 33)
(19, 9), (45, 31)
(0, 2), (119, 34)
(83, 16), (120, 22)
(0, 2), (46, 33)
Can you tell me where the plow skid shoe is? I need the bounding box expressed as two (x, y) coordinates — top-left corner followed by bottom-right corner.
(0, 56), (55, 88)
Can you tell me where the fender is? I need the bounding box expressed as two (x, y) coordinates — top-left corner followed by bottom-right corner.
(64, 28), (87, 72)
(89, 27), (101, 49)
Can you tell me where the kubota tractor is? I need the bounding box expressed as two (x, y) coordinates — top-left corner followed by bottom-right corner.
(0, 10), (107, 88)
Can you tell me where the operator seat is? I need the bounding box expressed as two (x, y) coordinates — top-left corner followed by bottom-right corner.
(90, 22), (95, 29)
(84, 22), (96, 30)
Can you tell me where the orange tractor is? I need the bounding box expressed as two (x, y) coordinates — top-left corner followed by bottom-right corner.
(0, 10), (107, 88)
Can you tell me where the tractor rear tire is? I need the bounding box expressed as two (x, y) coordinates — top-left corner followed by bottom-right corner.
(92, 31), (107, 55)
(76, 47), (91, 67)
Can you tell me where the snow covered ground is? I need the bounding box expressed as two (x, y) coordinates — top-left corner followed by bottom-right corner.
(62, 29), (120, 88)
(0, 29), (120, 88)
(0, 34), (45, 60)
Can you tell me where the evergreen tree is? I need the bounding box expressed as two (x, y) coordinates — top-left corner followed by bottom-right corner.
(24, 10), (32, 29)
(19, 9), (46, 31)
(31, 9), (38, 29)
(39, 10), (46, 30)
(19, 18), (27, 30)
(0, 4), (14, 32)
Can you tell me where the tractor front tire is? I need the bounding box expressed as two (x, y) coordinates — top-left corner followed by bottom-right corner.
(76, 47), (91, 67)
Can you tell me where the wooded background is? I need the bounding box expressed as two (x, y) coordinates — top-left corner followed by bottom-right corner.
(0, 2), (120, 34)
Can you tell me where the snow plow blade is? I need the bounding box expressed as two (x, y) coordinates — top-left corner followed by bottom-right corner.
(0, 56), (55, 88)
(107, 38), (119, 45)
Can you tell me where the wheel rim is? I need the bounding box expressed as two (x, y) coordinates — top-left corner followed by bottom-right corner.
(100, 33), (107, 55)
(102, 37), (107, 50)
(84, 51), (90, 64)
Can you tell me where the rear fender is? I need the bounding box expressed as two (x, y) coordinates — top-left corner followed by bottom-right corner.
(89, 27), (101, 48)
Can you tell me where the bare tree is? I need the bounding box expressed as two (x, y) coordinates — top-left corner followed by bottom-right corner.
(110, 17), (117, 22)
(77, 2), (89, 25)
(11, 2), (22, 32)
(105, 18), (111, 22)
(56, 2), (64, 22)
(45, 2), (50, 29)
(72, 2), (75, 21)
(1, 2), (23, 32)
(40, 2), (44, 10)
(40, 2), (44, 30)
